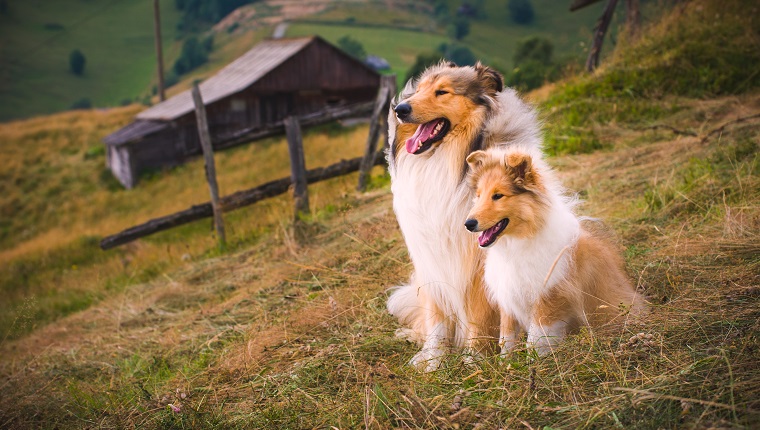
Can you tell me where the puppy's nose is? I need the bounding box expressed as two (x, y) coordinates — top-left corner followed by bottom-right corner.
(394, 102), (412, 119)
(464, 219), (478, 232)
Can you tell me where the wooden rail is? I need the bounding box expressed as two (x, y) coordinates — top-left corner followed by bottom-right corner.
(99, 153), (386, 250)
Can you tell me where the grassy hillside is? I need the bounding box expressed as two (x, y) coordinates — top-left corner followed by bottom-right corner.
(0, 0), (182, 121)
(0, 106), (378, 339)
(288, 0), (604, 76)
(0, 0), (607, 121)
(1, 1), (759, 428)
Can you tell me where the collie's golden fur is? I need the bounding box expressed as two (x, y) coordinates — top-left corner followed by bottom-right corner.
(465, 148), (646, 355)
(385, 62), (543, 370)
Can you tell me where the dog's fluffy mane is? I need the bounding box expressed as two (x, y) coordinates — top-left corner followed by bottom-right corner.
(385, 62), (547, 369)
(387, 61), (543, 173)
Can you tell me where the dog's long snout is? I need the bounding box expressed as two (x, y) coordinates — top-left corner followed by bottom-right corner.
(394, 102), (412, 120)
(464, 219), (478, 232)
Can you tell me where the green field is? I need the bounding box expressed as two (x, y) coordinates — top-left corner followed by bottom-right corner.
(289, 0), (605, 78)
(0, 0), (609, 121)
(287, 23), (449, 84)
(0, 0), (182, 121)
(1, 1), (759, 427)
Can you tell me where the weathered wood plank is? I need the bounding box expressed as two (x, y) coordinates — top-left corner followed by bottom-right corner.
(285, 116), (310, 219)
(586, 0), (619, 72)
(192, 83), (226, 249)
(99, 153), (387, 250)
(216, 101), (375, 150)
(357, 75), (395, 192)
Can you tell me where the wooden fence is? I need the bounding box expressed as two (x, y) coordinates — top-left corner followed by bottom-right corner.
(100, 75), (397, 250)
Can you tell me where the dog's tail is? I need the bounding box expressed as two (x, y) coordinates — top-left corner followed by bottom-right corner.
(386, 283), (426, 344)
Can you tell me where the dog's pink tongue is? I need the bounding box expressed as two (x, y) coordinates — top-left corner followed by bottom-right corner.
(478, 230), (493, 247)
(478, 223), (500, 247)
(405, 121), (438, 153)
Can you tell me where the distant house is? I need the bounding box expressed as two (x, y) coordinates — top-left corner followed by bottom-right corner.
(365, 55), (391, 71)
(104, 36), (380, 188)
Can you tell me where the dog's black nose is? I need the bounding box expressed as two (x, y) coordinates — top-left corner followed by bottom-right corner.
(394, 102), (412, 119)
(464, 219), (478, 232)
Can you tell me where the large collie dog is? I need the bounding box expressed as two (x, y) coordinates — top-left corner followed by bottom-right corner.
(464, 147), (645, 356)
(385, 62), (542, 370)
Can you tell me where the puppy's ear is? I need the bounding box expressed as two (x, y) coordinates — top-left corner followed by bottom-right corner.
(505, 152), (537, 189)
(475, 62), (504, 96)
(466, 150), (488, 173)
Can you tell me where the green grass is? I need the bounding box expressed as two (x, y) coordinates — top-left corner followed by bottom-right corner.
(1, 1), (759, 427)
(286, 23), (450, 86)
(0, 0), (182, 121)
(288, 0), (605, 84)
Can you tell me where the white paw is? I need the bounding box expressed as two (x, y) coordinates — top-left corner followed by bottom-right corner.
(461, 348), (482, 366)
(409, 346), (445, 372)
(394, 327), (416, 341)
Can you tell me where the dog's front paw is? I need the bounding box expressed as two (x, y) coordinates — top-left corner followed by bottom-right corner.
(409, 347), (445, 372)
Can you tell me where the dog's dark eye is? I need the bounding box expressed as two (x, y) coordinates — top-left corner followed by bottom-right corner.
(435, 90), (448, 96)
(492, 193), (504, 201)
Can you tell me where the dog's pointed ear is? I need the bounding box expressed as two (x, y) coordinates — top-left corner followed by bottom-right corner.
(505, 152), (537, 189)
(466, 150), (488, 173)
(475, 62), (504, 96)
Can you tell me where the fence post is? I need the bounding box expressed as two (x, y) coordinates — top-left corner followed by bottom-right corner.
(357, 74), (396, 192)
(191, 82), (226, 250)
(381, 76), (397, 153)
(285, 116), (310, 220)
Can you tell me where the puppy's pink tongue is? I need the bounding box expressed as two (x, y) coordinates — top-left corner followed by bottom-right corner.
(478, 229), (494, 247)
(478, 220), (504, 247)
(405, 121), (438, 153)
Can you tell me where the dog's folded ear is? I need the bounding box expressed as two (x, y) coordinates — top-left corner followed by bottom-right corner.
(475, 62), (504, 96)
(466, 150), (488, 173)
(505, 152), (537, 189)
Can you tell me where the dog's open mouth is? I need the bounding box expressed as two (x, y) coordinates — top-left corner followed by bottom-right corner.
(405, 118), (450, 154)
(478, 218), (509, 247)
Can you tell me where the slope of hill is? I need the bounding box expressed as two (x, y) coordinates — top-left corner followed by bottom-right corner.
(0, 0), (607, 121)
(1, 1), (758, 428)
(288, 0), (604, 71)
(0, 0), (182, 121)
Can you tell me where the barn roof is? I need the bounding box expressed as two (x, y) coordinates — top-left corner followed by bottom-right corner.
(136, 36), (315, 121)
(103, 120), (169, 146)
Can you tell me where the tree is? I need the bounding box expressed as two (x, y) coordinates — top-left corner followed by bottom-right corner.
(69, 49), (86, 75)
(513, 36), (553, 65)
(448, 16), (470, 40)
(508, 37), (560, 92)
(173, 36), (208, 75)
(508, 0), (535, 24)
(405, 53), (444, 82)
(337, 35), (366, 61)
(442, 44), (477, 66)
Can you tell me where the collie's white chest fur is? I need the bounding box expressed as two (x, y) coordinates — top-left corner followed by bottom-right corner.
(391, 145), (479, 325)
(484, 203), (580, 330)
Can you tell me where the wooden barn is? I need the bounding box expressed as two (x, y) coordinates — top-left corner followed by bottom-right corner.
(103, 36), (381, 188)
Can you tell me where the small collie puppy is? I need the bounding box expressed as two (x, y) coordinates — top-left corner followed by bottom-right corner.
(386, 62), (542, 370)
(464, 147), (645, 356)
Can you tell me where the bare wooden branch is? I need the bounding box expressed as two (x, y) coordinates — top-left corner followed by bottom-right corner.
(625, 0), (641, 38)
(357, 74), (395, 191)
(100, 153), (386, 250)
(586, 0), (619, 72)
(700, 113), (760, 144)
(570, 0), (604, 12)
(631, 124), (697, 137)
(285, 116), (310, 219)
(192, 83), (226, 249)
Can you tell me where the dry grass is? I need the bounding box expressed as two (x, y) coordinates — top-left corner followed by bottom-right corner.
(0, 88), (758, 428)
(0, 104), (374, 338)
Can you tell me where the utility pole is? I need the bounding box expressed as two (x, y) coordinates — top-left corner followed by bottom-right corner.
(153, 0), (166, 101)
